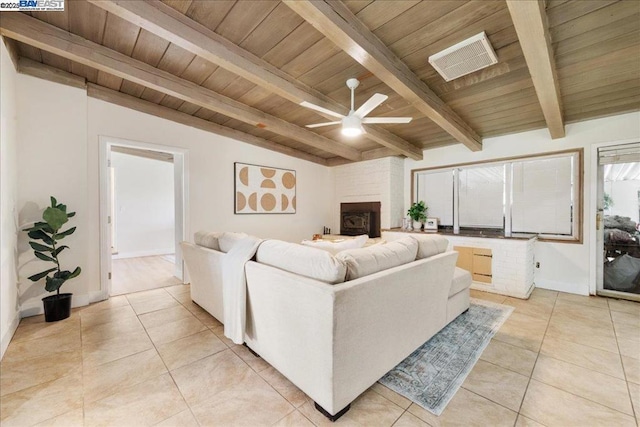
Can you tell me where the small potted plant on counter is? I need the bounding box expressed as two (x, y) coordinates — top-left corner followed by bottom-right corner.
(407, 201), (428, 231)
(25, 197), (81, 322)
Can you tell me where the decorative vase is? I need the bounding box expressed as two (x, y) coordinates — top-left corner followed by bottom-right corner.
(42, 293), (72, 322)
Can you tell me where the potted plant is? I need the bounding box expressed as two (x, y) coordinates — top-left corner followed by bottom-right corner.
(407, 201), (428, 231)
(25, 197), (81, 322)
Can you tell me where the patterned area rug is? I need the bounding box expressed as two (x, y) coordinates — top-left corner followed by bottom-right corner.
(379, 298), (514, 416)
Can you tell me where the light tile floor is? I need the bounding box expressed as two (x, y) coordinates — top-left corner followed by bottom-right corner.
(111, 256), (181, 296)
(1, 286), (639, 426)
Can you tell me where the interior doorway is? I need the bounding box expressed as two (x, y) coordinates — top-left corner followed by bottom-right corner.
(99, 137), (188, 298)
(596, 142), (640, 302)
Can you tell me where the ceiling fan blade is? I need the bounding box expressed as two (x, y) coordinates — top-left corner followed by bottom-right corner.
(362, 117), (413, 124)
(355, 93), (388, 118)
(300, 101), (344, 119)
(305, 121), (342, 129)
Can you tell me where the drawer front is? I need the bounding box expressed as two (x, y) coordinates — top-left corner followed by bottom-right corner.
(473, 254), (492, 276)
(473, 273), (492, 284)
(453, 246), (473, 272)
(473, 247), (492, 256)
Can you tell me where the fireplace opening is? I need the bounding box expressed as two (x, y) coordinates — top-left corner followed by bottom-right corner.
(340, 202), (381, 238)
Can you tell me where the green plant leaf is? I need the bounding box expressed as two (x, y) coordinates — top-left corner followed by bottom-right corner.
(25, 222), (55, 234)
(50, 196), (57, 208)
(56, 227), (76, 239)
(55, 270), (70, 279)
(68, 266), (81, 279)
(56, 204), (67, 213)
(53, 246), (69, 257)
(28, 268), (57, 282)
(43, 207), (68, 232)
(45, 276), (65, 292)
(66, 212), (76, 218)
(28, 229), (54, 245)
(29, 242), (54, 252)
(34, 251), (55, 262)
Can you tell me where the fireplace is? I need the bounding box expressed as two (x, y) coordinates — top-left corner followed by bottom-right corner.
(340, 202), (381, 238)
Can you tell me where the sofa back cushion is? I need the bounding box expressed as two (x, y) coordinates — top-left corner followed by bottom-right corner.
(219, 232), (249, 253)
(256, 240), (347, 284)
(336, 236), (419, 280)
(194, 231), (223, 251)
(411, 234), (449, 259)
(300, 234), (368, 255)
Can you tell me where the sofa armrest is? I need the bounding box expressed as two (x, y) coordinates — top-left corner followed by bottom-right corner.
(244, 261), (335, 409)
(180, 242), (225, 322)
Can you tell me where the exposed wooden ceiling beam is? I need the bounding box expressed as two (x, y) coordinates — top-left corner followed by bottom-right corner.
(2, 36), (20, 69)
(0, 12), (361, 161)
(506, 0), (565, 139)
(87, 84), (329, 165)
(284, 0), (482, 152)
(86, 0), (422, 160)
(18, 57), (87, 89)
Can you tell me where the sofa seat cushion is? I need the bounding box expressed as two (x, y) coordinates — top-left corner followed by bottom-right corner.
(300, 234), (368, 255)
(450, 267), (472, 297)
(256, 240), (346, 284)
(336, 236), (419, 281)
(194, 231), (223, 251)
(410, 234), (450, 259)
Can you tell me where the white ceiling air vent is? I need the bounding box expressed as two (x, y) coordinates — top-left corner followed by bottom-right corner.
(428, 32), (498, 82)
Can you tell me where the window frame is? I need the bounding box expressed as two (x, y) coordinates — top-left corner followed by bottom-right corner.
(411, 148), (584, 244)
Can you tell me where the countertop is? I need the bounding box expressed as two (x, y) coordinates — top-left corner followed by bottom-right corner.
(382, 228), (538, 241)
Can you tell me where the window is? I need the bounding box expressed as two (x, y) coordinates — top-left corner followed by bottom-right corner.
(412, 150), (582, 242)
(416, 170), (454, 226)
(459, 165), (505, 229)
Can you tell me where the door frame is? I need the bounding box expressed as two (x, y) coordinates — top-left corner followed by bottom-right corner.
(589, 138), (639, 296)
(99, 135), (189, 297)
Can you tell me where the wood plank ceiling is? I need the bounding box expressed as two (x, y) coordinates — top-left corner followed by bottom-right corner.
(1, 0), (639, 166)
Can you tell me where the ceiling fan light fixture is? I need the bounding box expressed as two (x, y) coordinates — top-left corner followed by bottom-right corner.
(341, 126), (363, 137)
(341, 115), (363, 137)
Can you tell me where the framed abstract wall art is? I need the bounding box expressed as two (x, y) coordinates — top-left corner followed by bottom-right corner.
(234, 162), (296, 214)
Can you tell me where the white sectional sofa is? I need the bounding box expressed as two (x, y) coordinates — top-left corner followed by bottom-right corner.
(244, 235), (470, 419)
(182, 232), (471, 420)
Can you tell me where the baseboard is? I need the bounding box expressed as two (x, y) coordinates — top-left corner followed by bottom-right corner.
(470, 282), (534, 300)
(534, 279), (589, 296)
(89, 290), (109, 304)
(20, 293), (91, 318)
(112, 249), (174, 260)
(0, 311), (20, 360)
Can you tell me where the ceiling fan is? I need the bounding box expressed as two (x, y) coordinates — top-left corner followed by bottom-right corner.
(300, 78), (412, 137)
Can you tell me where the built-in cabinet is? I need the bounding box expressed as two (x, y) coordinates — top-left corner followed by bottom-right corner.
(454, 246), (492, 284)
(383, 231), (536, 299)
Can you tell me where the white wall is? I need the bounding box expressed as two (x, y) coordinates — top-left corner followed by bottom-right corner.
(0, 39), (20, 358)
(605, 179), (640, 224)
(86, 93), (333, 298)
(331, 157), (404, 231)
(13, 73), (333, 310)
(16, 75), (89, 316)
(111, 152), (175, 258)
(404, 112), (640, 295)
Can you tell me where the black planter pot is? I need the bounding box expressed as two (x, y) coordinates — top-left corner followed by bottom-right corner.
(42, 293), (73, 322)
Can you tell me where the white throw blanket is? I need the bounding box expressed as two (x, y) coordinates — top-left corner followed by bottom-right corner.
(221, 236), (263, 344)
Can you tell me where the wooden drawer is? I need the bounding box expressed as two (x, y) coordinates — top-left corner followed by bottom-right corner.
(473, 273), (492, 284)
(454, 245), (492, 283)
(473, 247), (492, 256)
(453, 246), (473, 273)
(473, 253), (492, 276)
